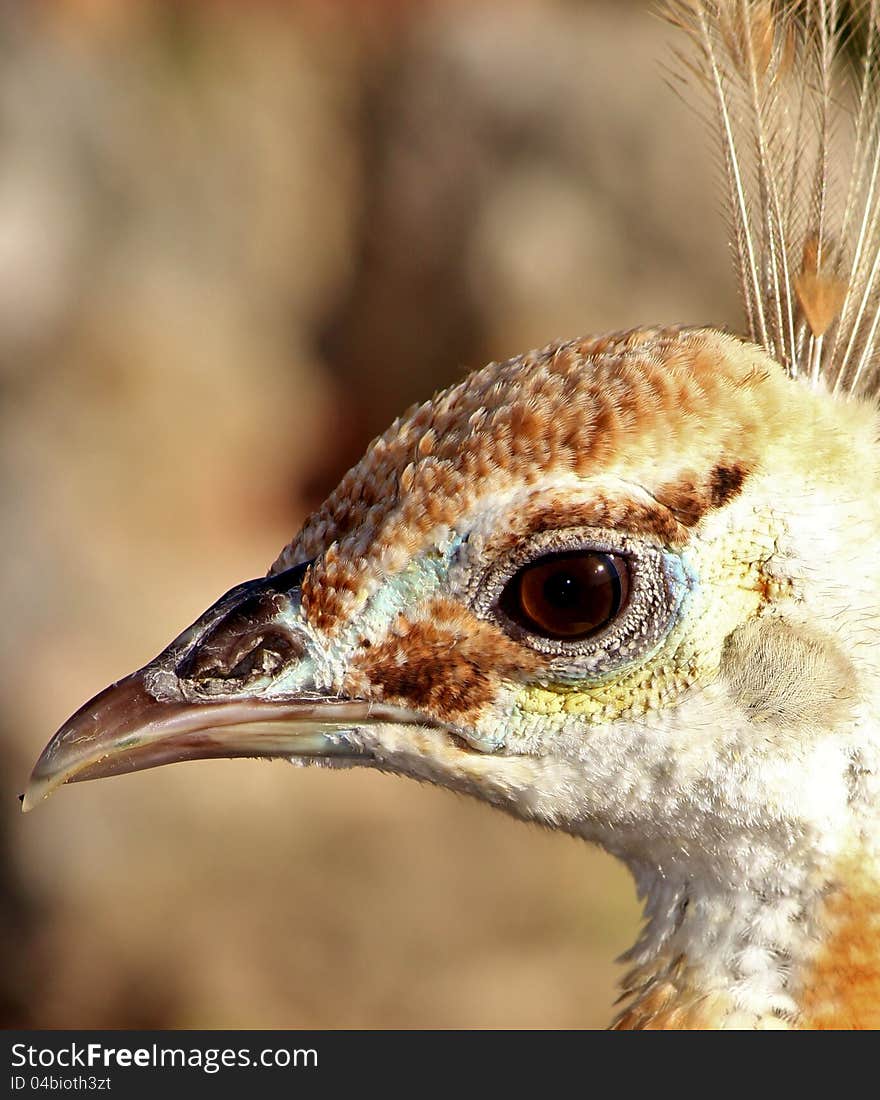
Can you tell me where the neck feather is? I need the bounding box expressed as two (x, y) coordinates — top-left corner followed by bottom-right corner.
(612, 845), (880, 1029)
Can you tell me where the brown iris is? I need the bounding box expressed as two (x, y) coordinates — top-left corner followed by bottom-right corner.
(501, 550), (630, 640)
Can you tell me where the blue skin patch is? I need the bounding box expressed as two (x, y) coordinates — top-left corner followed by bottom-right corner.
(663, 549), (698, 625)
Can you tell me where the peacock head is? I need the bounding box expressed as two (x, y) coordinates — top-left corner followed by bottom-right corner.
(25, 326), (880, 884)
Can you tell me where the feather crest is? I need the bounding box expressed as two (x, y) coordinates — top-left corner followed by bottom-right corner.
(664, 0), (880, 398)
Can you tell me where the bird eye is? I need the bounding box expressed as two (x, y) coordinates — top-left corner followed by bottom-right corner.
(500, 551), (630, 640)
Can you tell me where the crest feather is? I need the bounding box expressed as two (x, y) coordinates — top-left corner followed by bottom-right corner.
(664, 0), (880, 397)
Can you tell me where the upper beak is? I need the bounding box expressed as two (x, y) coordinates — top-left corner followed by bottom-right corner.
(22, 564), (423, 811)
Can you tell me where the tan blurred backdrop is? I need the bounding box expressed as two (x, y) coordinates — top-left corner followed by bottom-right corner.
(1, 0), (740, 1028)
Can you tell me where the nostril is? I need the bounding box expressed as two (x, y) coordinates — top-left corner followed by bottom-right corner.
(219, 631), (297, 679)
(171, 566), (316, 698)
(180, 629), (306, 695)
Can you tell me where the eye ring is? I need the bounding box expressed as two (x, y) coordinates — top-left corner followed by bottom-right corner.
(499, 550), (630, 641)
(470, 526), (684, 671)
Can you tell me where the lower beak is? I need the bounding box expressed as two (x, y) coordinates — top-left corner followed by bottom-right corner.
(22, 671), (403, 812)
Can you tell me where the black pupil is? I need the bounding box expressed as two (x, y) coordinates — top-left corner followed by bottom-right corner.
(543, 570), (580, 609)
(502, 550), (629, 641)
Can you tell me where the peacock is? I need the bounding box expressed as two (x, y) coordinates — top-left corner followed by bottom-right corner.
(24, 1), (880, 1027)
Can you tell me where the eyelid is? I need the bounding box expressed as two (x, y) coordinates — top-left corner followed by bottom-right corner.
(472, 526), (643, 614)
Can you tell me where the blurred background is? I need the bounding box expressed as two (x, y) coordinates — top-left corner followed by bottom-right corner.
(1, 0), (739, 1029)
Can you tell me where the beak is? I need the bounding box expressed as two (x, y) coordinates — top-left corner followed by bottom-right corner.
(22, 563), (425, 811)
(21, 673), (390, 812)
